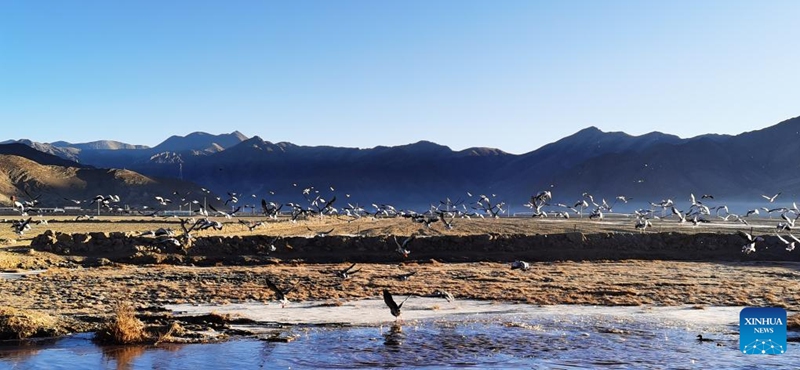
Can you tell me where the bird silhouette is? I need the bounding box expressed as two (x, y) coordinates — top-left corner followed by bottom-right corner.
(265, 277), (295, 308)
(337, 263), (361, 279)
(696, 334), (714, 342)
(383, 289), (411, 320)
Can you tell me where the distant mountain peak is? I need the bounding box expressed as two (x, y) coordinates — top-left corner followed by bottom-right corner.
(578, 126), (604, 134)
(230, 130), (248, 141)
(402, 140), (451, 150)
(51, 140), (149, 150)
(242, 135), (264, 143)
(457, 147), (509, 157)
(153, 131), (249, 152)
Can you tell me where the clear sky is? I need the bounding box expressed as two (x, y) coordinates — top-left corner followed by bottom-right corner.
(1, 1), (799, 154)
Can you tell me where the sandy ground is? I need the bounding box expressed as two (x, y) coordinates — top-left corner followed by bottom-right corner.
(1, 216), (798, 340)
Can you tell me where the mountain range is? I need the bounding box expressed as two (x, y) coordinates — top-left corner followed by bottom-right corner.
(2, 116), (799, 211)
(0, 144), (209, 210)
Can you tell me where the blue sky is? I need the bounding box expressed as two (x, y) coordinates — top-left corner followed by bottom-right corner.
(1, 1), (799, 154)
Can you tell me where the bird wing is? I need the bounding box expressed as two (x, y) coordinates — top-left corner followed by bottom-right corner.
(344, 262), (357, 272)
(261, 199), (268, 213)
(788, 233), (800, 243)
(397, 294), (411, 309)
(208, 204), (220, 214)
(383, 289), (399, 311)
(180, 219), (193, 234)
(737, 230), (755, 242)
(776, 233), (790, 244)
(737, 230), (753, 242)
(264, 277), (282, 295)
(323, 196), (337, 211)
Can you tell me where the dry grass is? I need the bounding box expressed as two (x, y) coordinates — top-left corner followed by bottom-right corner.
(95, 303), (148, 344)
(155, 322), (185, 345)
(788, 313), (800, 331)
(0, 306), (58, 339)
(5, 260), (800, 319)
(0, 212), (787, 247)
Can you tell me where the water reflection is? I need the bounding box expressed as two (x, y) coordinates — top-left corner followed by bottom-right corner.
(0, 340), (41, 360)
(101, 345), (148, 370)
(383, 323), (404, 346)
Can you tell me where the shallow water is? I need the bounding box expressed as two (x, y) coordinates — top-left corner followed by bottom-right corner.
(1, 308), (798, 369)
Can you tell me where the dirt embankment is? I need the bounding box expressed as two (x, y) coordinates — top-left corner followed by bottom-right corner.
(29, 230), (799, 266)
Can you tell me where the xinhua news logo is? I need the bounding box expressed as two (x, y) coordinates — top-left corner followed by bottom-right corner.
(740, 307), (786, 355)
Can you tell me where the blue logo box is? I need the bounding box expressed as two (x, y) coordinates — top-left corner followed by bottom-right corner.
(740, 307), (787, 355)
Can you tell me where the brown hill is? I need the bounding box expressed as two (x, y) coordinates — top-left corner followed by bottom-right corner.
(0, 154), (211, 209)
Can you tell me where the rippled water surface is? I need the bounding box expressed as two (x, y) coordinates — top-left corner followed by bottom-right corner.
(1, 310), (798, 369)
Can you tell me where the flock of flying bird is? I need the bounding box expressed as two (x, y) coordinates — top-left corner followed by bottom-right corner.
(524, 190), (800, 255)
(5, 185), (799, 319)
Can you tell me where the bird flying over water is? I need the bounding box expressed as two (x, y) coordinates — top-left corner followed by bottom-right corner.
(383, 289), (410, 320)
(265, 277), (295, 308)
(433, 290), (455, 302)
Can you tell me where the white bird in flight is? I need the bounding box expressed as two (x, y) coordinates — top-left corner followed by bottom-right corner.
(762, 192), (781, 203)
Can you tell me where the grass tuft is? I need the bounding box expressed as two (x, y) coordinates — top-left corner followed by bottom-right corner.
(95, 303), (148, 344)
(0, 306), (59, 339)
